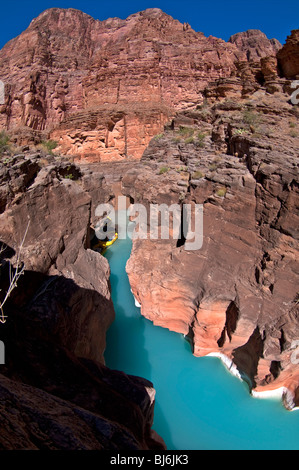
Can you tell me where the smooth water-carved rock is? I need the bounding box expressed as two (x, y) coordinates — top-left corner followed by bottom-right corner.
(123, 88), (299, 409)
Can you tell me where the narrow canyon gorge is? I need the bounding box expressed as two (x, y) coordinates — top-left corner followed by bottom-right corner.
(0, 7), (298, 449)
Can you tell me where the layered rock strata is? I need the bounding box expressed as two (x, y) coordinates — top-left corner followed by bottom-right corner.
(0, 154), (164, 449)
(123, 83), (299, 409)
(228, 29), (282, 61)
(277, 30), (299, 79)
(0, 7), (252, 162)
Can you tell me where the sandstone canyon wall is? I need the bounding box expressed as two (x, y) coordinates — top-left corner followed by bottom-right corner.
(1, 9), (295, 164)
(277, 30), (299, 79)
(0, 6), (298, 448)
(123, 66), (299, 408)
(0, 154), (164, 449)
(0, 7), (276, 162)
(228, 29), (281, 61)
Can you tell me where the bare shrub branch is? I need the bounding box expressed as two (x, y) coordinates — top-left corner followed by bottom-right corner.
(0, 221), (30, 324)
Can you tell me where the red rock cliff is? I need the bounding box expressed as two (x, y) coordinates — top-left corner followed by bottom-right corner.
(229, 29), (281, 61)
(277, 30), (299, 79)
(0, 7), (249, 161)
(123, 77), (299, 409)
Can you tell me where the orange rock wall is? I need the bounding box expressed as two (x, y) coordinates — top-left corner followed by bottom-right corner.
(0, 8), (246, 161)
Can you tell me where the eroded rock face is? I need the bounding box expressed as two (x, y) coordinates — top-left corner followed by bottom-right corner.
(123, 84), (299, 409)
(0, 7), (249, 161)
(277, 30), (299, 79)
(0, 154), (164, 449)
(0, 6), (297, 446)
(229, 29), (282, 61)
(50, 105), (171, 162)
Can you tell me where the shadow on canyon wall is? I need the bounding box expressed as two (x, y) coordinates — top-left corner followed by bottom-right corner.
(0, 262), (164, 449)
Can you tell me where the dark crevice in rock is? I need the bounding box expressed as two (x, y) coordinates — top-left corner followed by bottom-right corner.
(57, 164), (82, 180)
(261, 252), (270, 271)
(255, 266), (260, 284)
(217, 301), (240, 348)
(217, 328), (226, 348)
(279, 328), (287, 353)
(232, 327), (264, 389)
(226, 301), (240, 341)
(259, 360), (282, 386)
(270, 360), (281, 379)
(186, 322), (195, 353)
(176, 204), (186, 248)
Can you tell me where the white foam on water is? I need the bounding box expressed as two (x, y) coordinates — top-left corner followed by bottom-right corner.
(206, 352), (242, 381)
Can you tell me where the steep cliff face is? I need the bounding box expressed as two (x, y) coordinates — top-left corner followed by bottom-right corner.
(0, 154), (164, 449)
(122, 71), (299, 409)
(229, 29), (282, 61)
(0, 7), (250, 161)
(0, 6), (298, 444)
(277, 30), (299, 79)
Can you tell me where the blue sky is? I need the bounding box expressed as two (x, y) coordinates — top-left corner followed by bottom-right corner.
(0, 0), (298, 49)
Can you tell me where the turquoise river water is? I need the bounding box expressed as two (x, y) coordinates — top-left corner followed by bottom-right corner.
(104, 234), (299, 450)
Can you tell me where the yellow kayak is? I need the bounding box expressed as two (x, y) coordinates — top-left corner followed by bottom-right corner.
(94, 232), (118, 250)
(101, 232), (118, 247)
